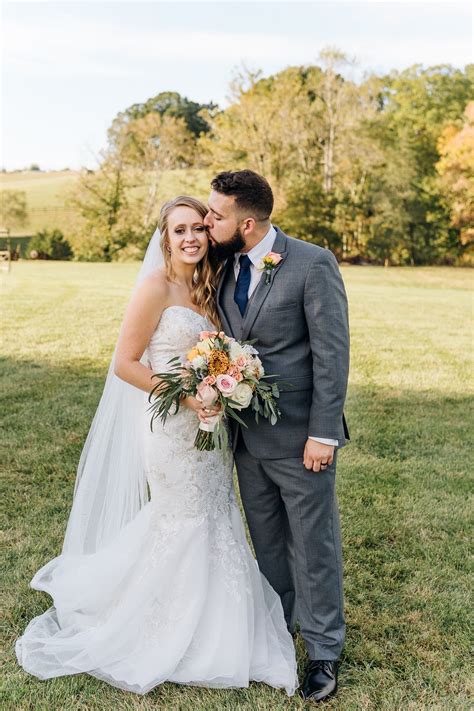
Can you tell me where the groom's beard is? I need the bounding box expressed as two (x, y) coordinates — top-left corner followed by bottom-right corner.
(210, 228), (246, 262)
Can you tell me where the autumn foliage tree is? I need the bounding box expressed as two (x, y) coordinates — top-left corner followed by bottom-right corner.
(436, 101), (474, 262)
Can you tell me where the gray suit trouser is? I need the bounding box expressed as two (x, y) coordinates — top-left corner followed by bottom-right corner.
(235, 435), (345, 660)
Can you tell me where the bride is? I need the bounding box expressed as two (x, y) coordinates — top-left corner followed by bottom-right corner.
(15, 195), (298, 696)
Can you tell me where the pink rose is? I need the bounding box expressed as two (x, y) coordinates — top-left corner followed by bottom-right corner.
(227, 366), (243, 382)
(235, 355), (247, 369)
(199, 330), (217, 340)
(266, 251), (283, 264)
(215, 374), (238, 395)
(196, 382), (218, 407)
(203, 375), (216, 386)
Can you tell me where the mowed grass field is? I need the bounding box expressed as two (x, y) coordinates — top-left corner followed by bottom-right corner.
(1, 262), (472, 710)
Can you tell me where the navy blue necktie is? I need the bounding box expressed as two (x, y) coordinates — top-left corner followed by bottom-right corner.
(234, 254), (252, 316)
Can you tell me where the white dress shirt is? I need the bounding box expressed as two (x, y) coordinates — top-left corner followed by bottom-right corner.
(234, 225), (338, 448)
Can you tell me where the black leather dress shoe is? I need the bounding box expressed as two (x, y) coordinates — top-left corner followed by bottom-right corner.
(300, 659), (339, 703)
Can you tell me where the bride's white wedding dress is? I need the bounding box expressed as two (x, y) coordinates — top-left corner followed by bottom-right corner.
(15, 305), (298, 696)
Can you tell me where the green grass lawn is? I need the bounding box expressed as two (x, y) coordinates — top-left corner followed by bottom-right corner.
(1, 263), (472, 710)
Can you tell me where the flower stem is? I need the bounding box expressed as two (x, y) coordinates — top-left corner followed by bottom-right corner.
(194, 429), (215, 451)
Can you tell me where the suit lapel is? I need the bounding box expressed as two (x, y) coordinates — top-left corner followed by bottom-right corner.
(216, 258), (234, 336)
(216, 258), (228, 303)
(241, 228), (288, 341)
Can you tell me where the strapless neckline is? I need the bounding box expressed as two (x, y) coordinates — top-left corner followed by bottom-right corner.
(146, 304), (215, 374)
(161, 305), (208, 321)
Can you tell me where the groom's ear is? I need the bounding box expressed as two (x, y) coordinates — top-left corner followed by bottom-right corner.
(241, 217), (256, 235)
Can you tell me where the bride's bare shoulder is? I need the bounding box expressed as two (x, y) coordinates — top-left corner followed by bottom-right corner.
(138, 268), (169, 301)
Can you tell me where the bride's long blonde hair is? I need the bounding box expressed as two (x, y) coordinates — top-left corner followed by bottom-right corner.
(159, 196), (222, 328)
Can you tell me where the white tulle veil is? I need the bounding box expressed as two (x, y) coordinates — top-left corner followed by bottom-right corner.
(62, 227), (164, 555)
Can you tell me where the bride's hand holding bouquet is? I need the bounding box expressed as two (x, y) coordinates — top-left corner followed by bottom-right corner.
(148, 330), (281, 450)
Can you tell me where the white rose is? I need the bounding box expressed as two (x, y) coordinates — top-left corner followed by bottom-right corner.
(230, 383), (253, 410)
(229, 340), (245, 361)
(243, 343), (259, 356)
(244, 356), (264, 380)
(254, 357), (264, 378)
(191, 355), (207, 369)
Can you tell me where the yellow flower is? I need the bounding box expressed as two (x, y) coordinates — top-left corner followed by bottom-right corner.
(186, 348), (200, 362)
(208, 349), (230, 376)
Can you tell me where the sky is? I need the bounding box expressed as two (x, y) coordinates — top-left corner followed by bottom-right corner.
(1, 0), (473, 171)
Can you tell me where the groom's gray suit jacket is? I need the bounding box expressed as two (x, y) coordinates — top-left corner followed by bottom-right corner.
(217, 227), (350, 458)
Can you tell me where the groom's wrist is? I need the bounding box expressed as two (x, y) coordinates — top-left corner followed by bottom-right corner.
(309, 436), (338, 447)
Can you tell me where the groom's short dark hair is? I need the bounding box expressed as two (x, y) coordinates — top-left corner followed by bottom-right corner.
(211, 170), (274, 221)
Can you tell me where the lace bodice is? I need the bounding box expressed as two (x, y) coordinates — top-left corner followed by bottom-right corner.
(146, 305), (214, 373)
(142, 304), (234, 521)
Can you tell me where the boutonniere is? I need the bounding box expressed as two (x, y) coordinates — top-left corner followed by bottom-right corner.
(257, 252), (283, 284)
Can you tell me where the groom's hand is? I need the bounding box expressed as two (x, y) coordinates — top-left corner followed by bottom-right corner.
(303, 439), (335, 472)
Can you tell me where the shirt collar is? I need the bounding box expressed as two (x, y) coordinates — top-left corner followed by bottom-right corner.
(234, 225), (277, 268)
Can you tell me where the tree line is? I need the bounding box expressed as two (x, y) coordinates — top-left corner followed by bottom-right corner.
(2, 50), (473, 264)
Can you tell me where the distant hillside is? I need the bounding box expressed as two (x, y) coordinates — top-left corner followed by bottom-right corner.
(0, 170), (79, 237)
(0, 169), (212, 239)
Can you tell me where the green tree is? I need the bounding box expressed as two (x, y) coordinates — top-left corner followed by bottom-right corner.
(366, 64), (474, 263)
(108, 109), (199, 240)
(279, 176), (343, 255)
(199, 52), (379, 256)
(109, 91), (217, 142)
(198, 66), (299, 189)
(112, 113), (196, 170)
(68, 154), (150, 261)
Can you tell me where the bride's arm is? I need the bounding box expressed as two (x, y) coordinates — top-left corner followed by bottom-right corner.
(114, 273), (168, 393)
(113, 272), (219, 421)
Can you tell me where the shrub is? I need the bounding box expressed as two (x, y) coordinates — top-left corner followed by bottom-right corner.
(28, 229), (73, 260)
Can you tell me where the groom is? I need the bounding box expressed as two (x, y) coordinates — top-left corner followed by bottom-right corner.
(205, 170), (350, 704)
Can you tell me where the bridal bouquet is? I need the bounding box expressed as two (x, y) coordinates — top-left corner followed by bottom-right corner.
(148, 330), (281, 450)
